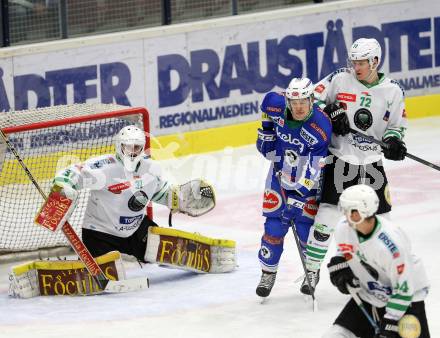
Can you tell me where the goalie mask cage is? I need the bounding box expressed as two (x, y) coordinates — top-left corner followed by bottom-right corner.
(0, 104), (151, 260)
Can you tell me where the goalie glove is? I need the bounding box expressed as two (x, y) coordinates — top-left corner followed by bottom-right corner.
(168, 179), (216, 217)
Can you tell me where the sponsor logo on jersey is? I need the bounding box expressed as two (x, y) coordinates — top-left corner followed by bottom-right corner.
(338, 243), (354, 255)
(272, 115), (285, 127)
(328, 68), (349, 82)
(89, 157), (116, 169)
(300, 127), (319, 146)
(397, 263), (405, 275)
(266, 106), (282, 113)
(336, 92), (357, 102)
(262, 234), (283, 245)
(383, 110), (390, 121)
(299, 177), (314, 190)
(367, 281), (392, 295)
(310, 122), (328, 142)
(119, 214), (143, 225)
(263, 189), (282, 213)
(303, 198), (318, 218)
(276, 129), (305, 152)
(108, 181), (131, 194)
(378, 232), (400, 258)
(314, 84), (325, 93)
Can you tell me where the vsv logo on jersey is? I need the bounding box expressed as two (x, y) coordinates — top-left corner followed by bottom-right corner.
(378, 232), (400, 258)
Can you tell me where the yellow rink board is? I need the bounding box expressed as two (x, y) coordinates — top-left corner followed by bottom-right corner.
(1, 93), (439, 186)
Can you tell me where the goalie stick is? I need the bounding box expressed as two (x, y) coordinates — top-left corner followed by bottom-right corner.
(275, 171), (318, 312)
(350, 128), (440, 172)
(0, 129), (149, 294)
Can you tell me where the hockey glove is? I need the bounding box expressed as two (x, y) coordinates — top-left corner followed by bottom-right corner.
(327, 256), (359, 294)
(375, 318), (399, 338)
(324, 103), (350, 136)
(256, 128), (277, 159)
(382, 137), (407, 161)
(281, 195), (305, 227)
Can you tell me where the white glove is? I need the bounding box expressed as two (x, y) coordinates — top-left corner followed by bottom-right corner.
(168, 179), (215, 217)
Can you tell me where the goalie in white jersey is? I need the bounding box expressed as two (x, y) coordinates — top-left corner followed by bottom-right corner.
(47, 125), (234, 273)
(302, 38), (408, 288)
(324, 185), (430, 338)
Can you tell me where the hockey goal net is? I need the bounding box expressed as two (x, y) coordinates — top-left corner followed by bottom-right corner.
(0, 104), (151, 259)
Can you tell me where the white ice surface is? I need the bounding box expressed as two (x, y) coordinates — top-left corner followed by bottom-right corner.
(1, 117), (440, 338)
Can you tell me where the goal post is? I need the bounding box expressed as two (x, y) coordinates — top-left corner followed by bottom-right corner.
(0, 103), (152, 259)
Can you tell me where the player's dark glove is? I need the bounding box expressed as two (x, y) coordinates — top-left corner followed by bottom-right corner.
(382, 137), (406, 161)
(281, 195), (305, 227)
(256, 128), (276, 159)
(375, 317), (400, 338)
(327, 256), (359, 294)
(324, 103), (350, 136)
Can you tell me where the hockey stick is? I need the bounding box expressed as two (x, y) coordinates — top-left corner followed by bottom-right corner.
(0, 129), (149, 293)
(347, 285), (380, 335)
(275, 171), (317, 311)
(350, 128), (440, 171)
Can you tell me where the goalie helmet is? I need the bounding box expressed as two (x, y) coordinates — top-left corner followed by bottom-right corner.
(349, 38), (382, 70)
(115, 125), (146, 172)
(285, 78), (314, 119)
(338, 184), (379, 227)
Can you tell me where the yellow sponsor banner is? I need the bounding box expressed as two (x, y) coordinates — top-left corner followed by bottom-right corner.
(150, 226), (236, 248)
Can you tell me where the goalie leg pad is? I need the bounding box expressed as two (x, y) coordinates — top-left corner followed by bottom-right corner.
(144, 226), (236, 273)
(9, 251), (125, 298)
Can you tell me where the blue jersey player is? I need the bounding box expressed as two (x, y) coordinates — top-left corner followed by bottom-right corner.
(256, 78), (332, 298)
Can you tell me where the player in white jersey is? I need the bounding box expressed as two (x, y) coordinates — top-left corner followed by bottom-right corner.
(301, 38), (408, 289)
(52, 125), (216, 262)
(323, 185), (430, 338)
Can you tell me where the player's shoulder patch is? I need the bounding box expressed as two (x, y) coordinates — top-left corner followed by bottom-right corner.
(327, 67), (351, 82)
(86, 154), (117, 170)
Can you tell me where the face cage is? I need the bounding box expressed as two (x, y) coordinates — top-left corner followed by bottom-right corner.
(121, 143), (144, 160)
(286, 96), (313, 113)
(347, 57), (379, 73)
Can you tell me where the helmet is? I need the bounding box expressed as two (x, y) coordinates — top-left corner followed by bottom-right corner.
(338, 184), (379, 226)
(115, 125), (146, 172)
(285, 77), (314, 119)
(285, 77), (314, 100)
(349, 38), (382, 70)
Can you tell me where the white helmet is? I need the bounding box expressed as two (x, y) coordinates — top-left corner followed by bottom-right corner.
(338, 184), (379, 227)
(349, 38), (382, 70)
(285, 77), (314, 100)
(115, 125), (146, 172)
